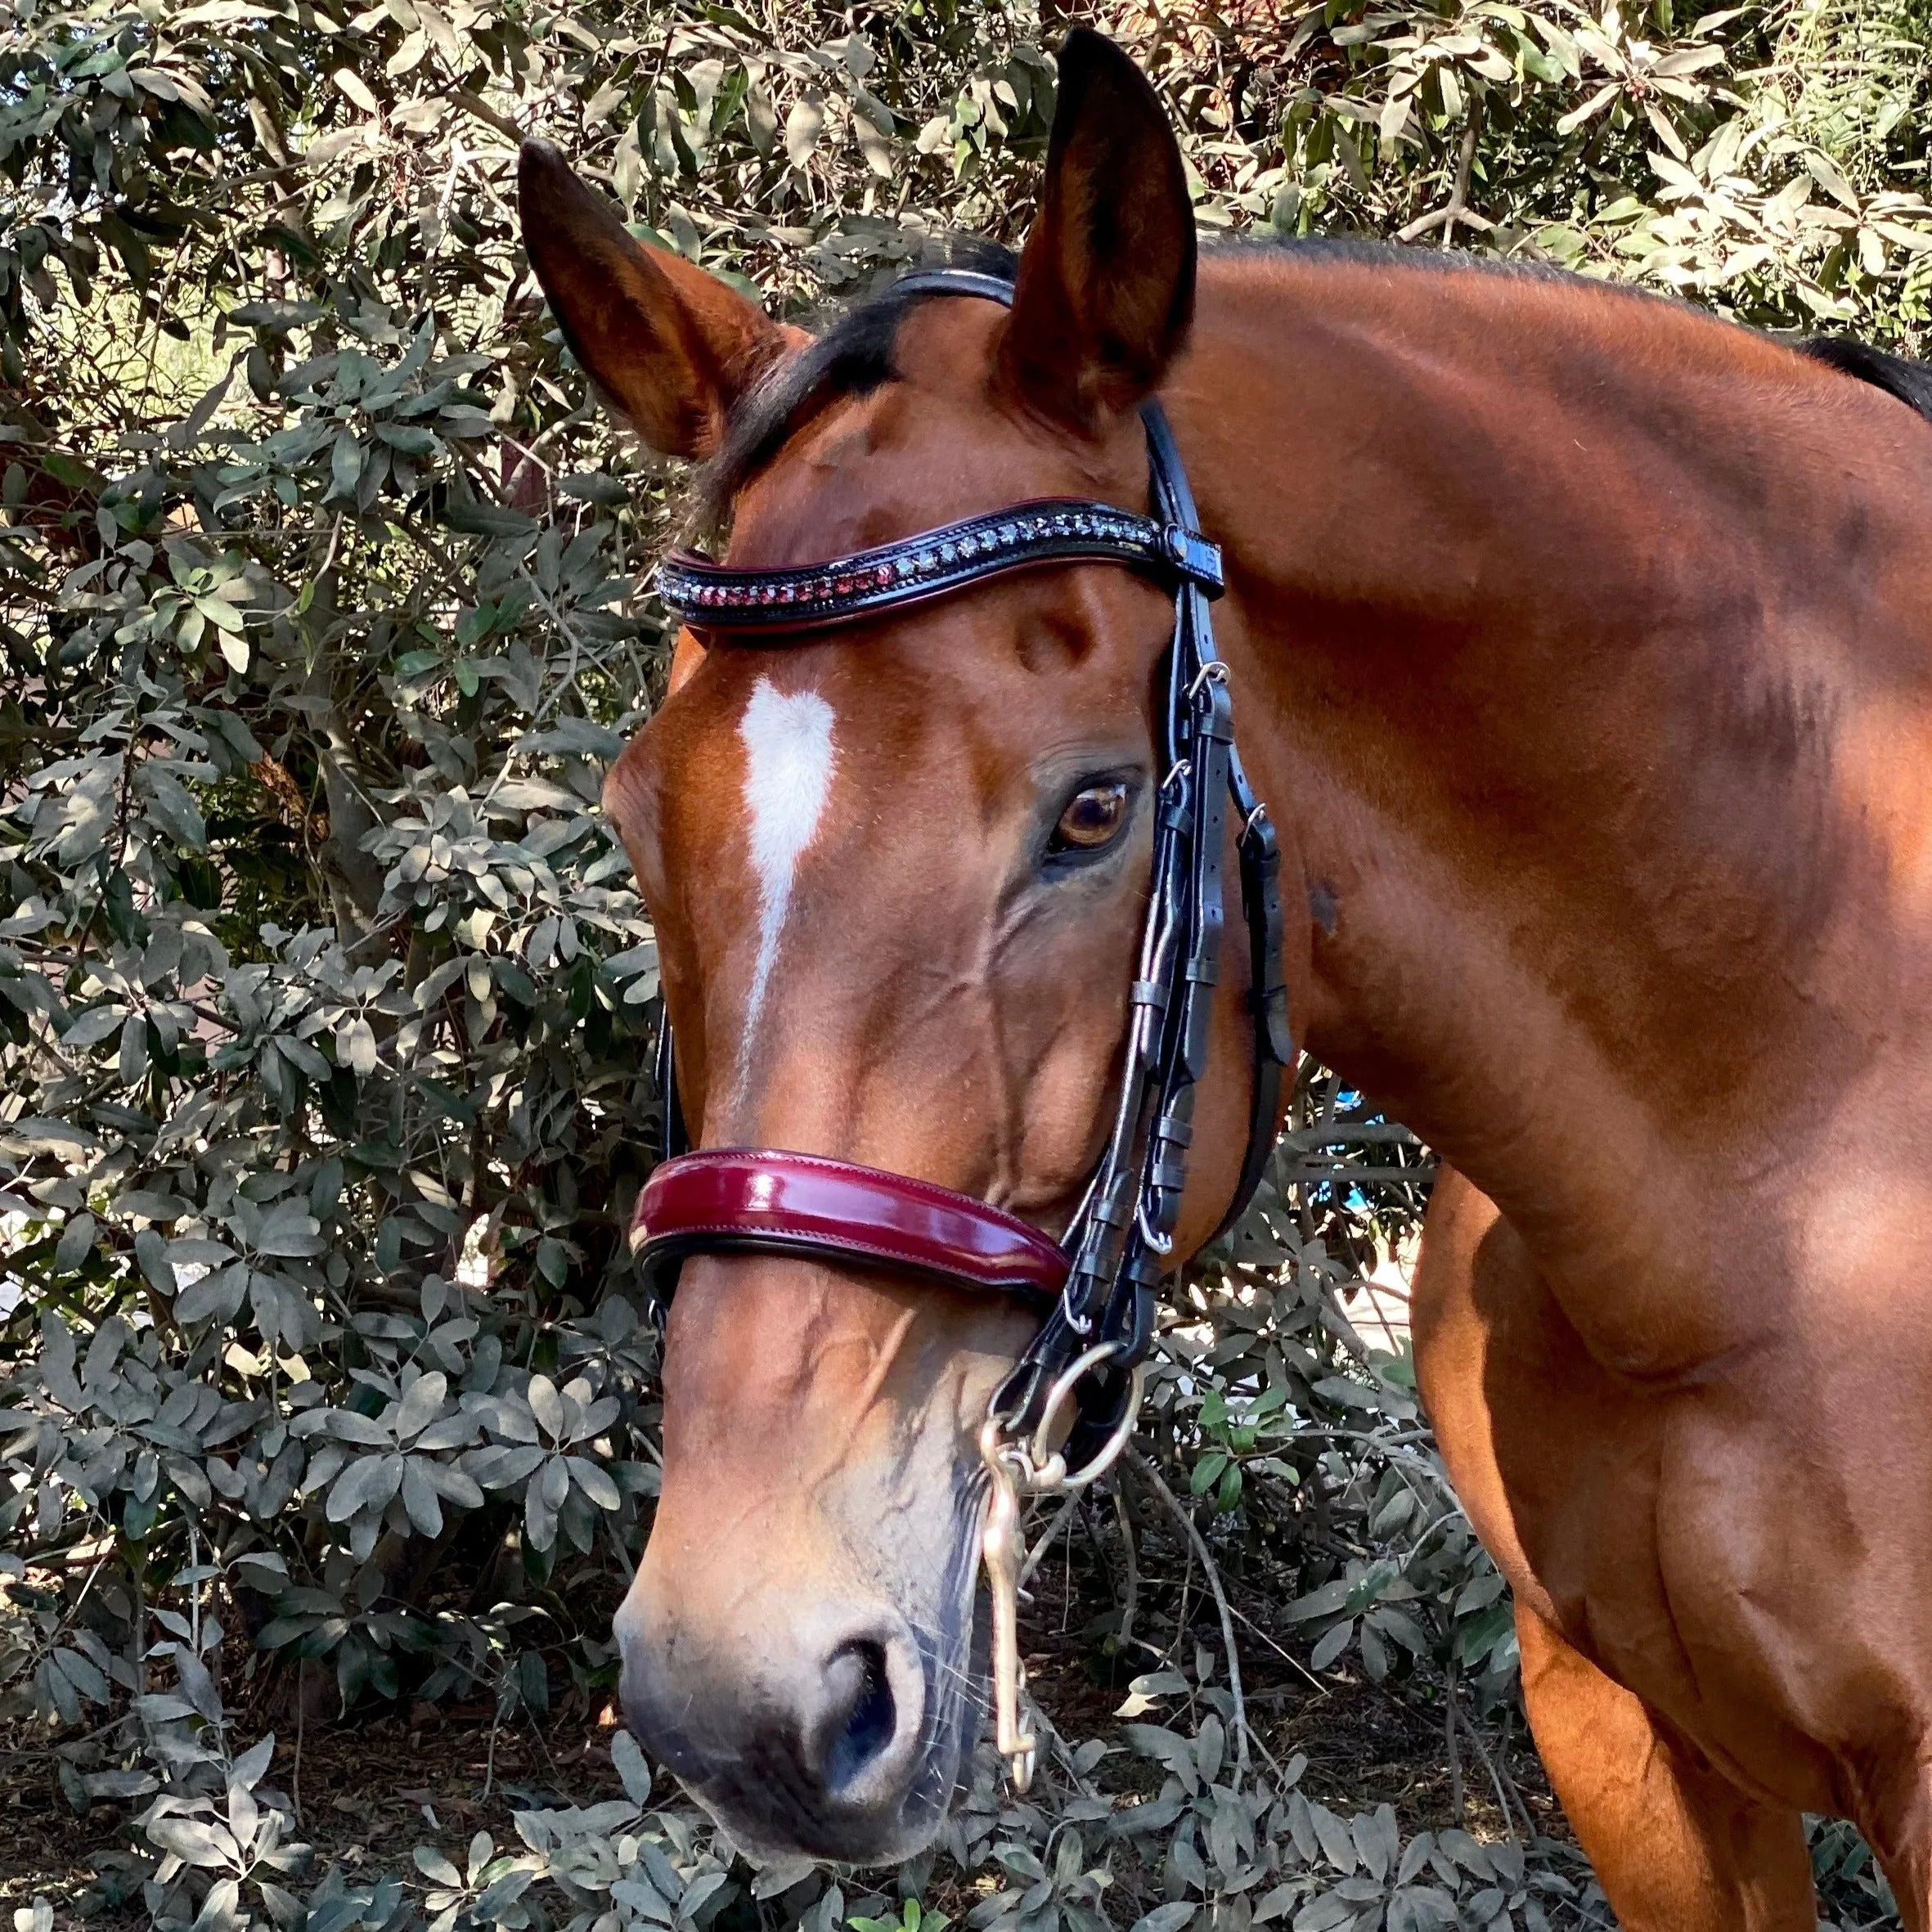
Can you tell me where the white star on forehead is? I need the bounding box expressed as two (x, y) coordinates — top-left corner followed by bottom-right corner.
(735, 676), (838, 1100)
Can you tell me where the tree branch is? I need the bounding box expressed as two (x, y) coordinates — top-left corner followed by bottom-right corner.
(1126, 1447), (1251, 1783)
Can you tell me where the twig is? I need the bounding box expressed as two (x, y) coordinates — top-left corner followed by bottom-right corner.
(1126, 1449), (1251, 1781)
(313, 510), (345, 591)
(496, 430), (555, 479)
(1036, 1704), (1103, 1801)
(1394, 202), (1494, 243)
(522, 1703), (566, 1790)
(1445, 1659), (1465, 1826)
(61, 1546), (113, 1615)
(1354, 1269), (1412, 1355)
(603, 1512), (636, 1585)
(1218, 1591), (1328, 1696)
(1495, 1704), (1540, 1841)
(1446, 99), (1485, 250)
(1163, 1488), (1197, 1659)
(293, 1659), (306, 1824)
(1396, 98), (1490, 245)
(1112, 1481), (1139, 1654)
(1017, 1490), (1081, 1594)
(1319, 1290), (1383, 1367)
(1062, 1497), (1075, 1633)
(128, 1561), (146, 1700)
(0, 1716), (129, 1764)
(452, 88), (523, 146)
(188, 1522), (201, 1657)
(484, 1682), (507, 1800)
(1292, 1423), (1434, 1447)
(1453, 1705), (1518, 1843)
(1079, 1494), (1118, 1611)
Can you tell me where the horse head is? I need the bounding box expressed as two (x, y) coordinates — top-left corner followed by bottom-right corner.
(517, 31), (1293, 1862)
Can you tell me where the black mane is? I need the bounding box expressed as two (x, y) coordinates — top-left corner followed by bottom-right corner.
(1799, 335), (1932, 423)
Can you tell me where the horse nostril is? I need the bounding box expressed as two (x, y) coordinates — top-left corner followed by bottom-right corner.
(820, 1638), (898, 1794)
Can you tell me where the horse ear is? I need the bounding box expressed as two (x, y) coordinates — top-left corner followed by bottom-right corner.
(999, 29), (1197, 434)
(518, 139), (788, 459)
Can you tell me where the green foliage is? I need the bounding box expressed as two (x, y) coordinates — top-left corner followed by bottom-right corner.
(2, 0), (1926, 1928)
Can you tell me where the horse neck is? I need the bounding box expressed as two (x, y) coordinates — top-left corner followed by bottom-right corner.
(1174, 249), (1932, 1373)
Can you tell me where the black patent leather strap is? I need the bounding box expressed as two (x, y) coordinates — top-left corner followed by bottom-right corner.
(658, 499), (1222, 632)
(1220, 764), (1294, 1239)
(654, 1015), (687, 1165)
(891, 268), (1022, 306)
(1141, 407), (1292, 1242)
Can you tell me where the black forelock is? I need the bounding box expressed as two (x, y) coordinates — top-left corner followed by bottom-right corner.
(691, 237), (1018, 535)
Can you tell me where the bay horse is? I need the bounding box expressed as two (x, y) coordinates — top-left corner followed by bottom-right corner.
(518, 29), (1932, 1929)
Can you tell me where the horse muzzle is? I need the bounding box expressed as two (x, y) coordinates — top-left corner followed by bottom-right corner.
(615, 1585), (959, 1862)
(609, 1311), (993, 1865)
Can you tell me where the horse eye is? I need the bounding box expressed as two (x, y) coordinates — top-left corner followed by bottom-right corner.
(1050, 781), (1130, 854)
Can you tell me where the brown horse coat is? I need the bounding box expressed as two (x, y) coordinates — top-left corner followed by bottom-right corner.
(519, 30), (1932, 1925)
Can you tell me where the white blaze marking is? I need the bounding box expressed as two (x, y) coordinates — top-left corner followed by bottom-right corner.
(736, 676), (837, 1093)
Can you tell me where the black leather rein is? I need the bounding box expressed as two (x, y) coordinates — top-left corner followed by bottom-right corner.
(639, 266), (1295, 1453)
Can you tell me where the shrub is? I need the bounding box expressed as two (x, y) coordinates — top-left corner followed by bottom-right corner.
(2, 1), (1923, 1929)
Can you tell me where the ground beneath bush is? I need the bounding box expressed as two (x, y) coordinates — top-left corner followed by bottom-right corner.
(0, 1700), (638, 1930)
(2, 1574), (1566, 1930)
(1019, 1606), (1563, 1846)
(3, 1696), (1560, 1926)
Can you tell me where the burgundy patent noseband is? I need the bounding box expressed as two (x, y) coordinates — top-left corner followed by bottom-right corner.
(630, 267), (1294, 1452)
(634, 1148), (1069, 1304)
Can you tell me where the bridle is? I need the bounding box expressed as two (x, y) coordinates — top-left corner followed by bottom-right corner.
(627, 267), (1295, 1787)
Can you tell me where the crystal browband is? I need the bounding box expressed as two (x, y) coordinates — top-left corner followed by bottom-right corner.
(657, 496), (1224, 632)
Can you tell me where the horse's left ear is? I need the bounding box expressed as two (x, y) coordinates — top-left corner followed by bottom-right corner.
(998, 29), (1197, 435)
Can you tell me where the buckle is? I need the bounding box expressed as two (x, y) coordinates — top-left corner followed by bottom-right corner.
(978, 1342), (1147, 1793)
(1162, 523), (1224, 596)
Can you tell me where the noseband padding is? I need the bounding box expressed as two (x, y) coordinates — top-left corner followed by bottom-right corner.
(632, 1150), (1068, 1302)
